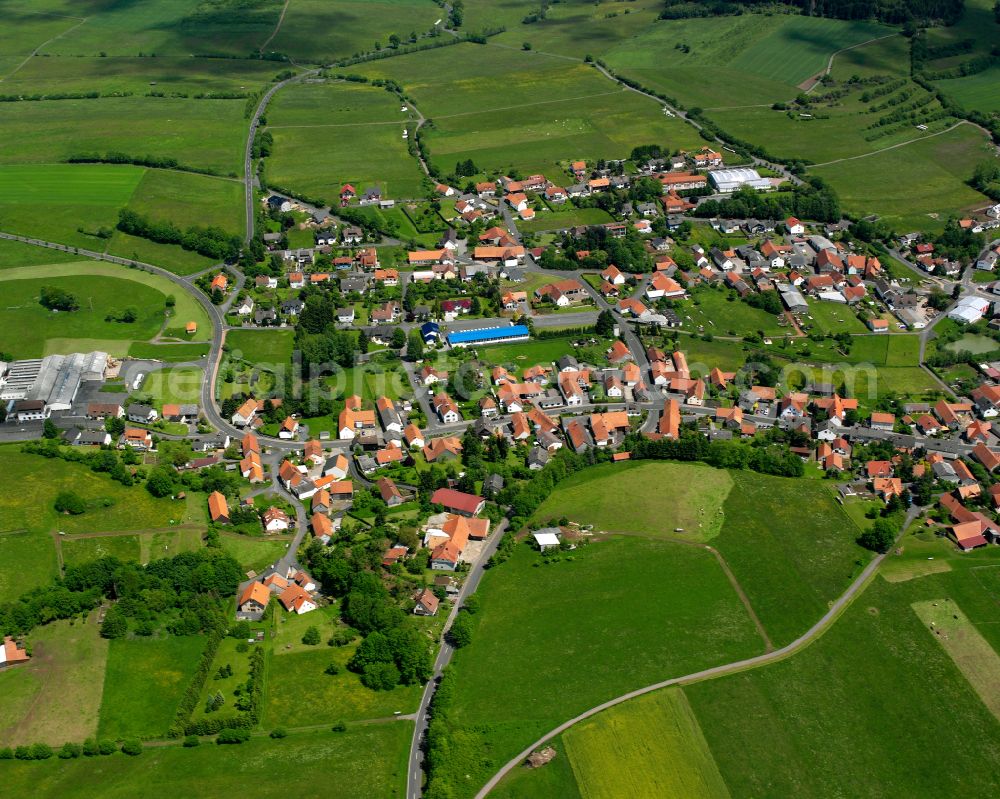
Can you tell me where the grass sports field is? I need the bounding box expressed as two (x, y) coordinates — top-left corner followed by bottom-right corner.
(0, 615), (109, 747)
(561, 688), (730, 799)
(436, 535), (763, 794)
(266, 80), (425, 200)
(0, 723), (412, 798)
(532, 461), (734, 542)
(812, 122), (992, 232)
(0, 274), (165, 358)
(97, 636), (207, 740)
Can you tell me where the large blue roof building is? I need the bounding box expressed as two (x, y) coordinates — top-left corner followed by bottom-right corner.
(446, 324), (530, 348)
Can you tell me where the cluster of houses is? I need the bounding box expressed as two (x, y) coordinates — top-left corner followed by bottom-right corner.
(236, 567), (320, 619)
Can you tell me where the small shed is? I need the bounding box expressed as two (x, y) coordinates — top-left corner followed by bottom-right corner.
(533, 529), (561, 551)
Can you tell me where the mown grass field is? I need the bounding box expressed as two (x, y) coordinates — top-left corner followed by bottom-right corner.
(0, 163), (143, 248)
(912, 597), (1000, 720)
(0, 615), (109, 747)
(438, 535), (763, 795)
(135, 367), (205, 409)
(0, 98), (246, 176)
(0, 723), (413, 798)
(562, 688), (730, 799)
(219, 533), (289, 573)
(517, 206), (613, 233)
(532, 461), (734, 542)
(226, 328), (295, 366)
(97, 635), (207, 740)
(812, 123), (992, 232)
(123, 170), (244, 233)
(681, 288), (788, 337)
(106, 230), (218, 276)
(266, 79), (424, 201)
(925, 0), (1000, 114)
(687, 573), (1000, 798)
(713, 470), (871, 648)
(61, 534), (141, 568)
(0, 238), (78, 269)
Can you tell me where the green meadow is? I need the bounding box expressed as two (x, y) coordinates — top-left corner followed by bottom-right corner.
(98, 636), (208, 740)
(604, 15), (893, 107)
(266, 80), (425, 200)
(0, 261), (210, 357)
(0, 723), (412, 798)
(436, 534), (764, 795)
(687, 573), (1000, 798)
(270, 0), (440, 63)
(0, 98), (247, 176)
(532, 460), (734, 542)
(812, 122), (992, 232)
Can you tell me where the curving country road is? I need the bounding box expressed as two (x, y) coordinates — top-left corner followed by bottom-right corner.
(473, 506), (918, 798)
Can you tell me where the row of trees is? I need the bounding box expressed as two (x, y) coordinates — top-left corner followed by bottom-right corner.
(117, 209), (242, 261)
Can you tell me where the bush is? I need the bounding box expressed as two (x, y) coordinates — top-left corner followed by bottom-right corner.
(121, 738), (143, 756)
(0, 747), (13, 759)
(54, 490), (87, 515)
(30, 742), (53, 760)
(270, 727), (287, 739)
(216, 728), (251, 744)
(324, 662), (342, 676)
(301, 626), (321, 646)
(59, 742), (82, 759)
(98, 739), (117, 755)
(331, 720), (347, 732)
(183, 735), (200, 747)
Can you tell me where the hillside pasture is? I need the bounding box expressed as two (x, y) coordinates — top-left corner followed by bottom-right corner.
(97, 635), (207, 739)
(41, 0), (284, 58)
(604, 15), (892, 108)
(437, 536), (764, 795)
(686, 576), (1000, 798)
(563, 688), (730, 799)
(0, 616), (109, 747)
(122, 169), (244, 233)
(912, 598), (1000, 720)
(713, 470), (871, 648)
(532, 460), (734, 542)
(270, 0), (440, 63)
(0, 97), (247, 176)
(1, 56), (283, 96)
(266, 80), (424, 200)
(812, 122), (992, 232)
